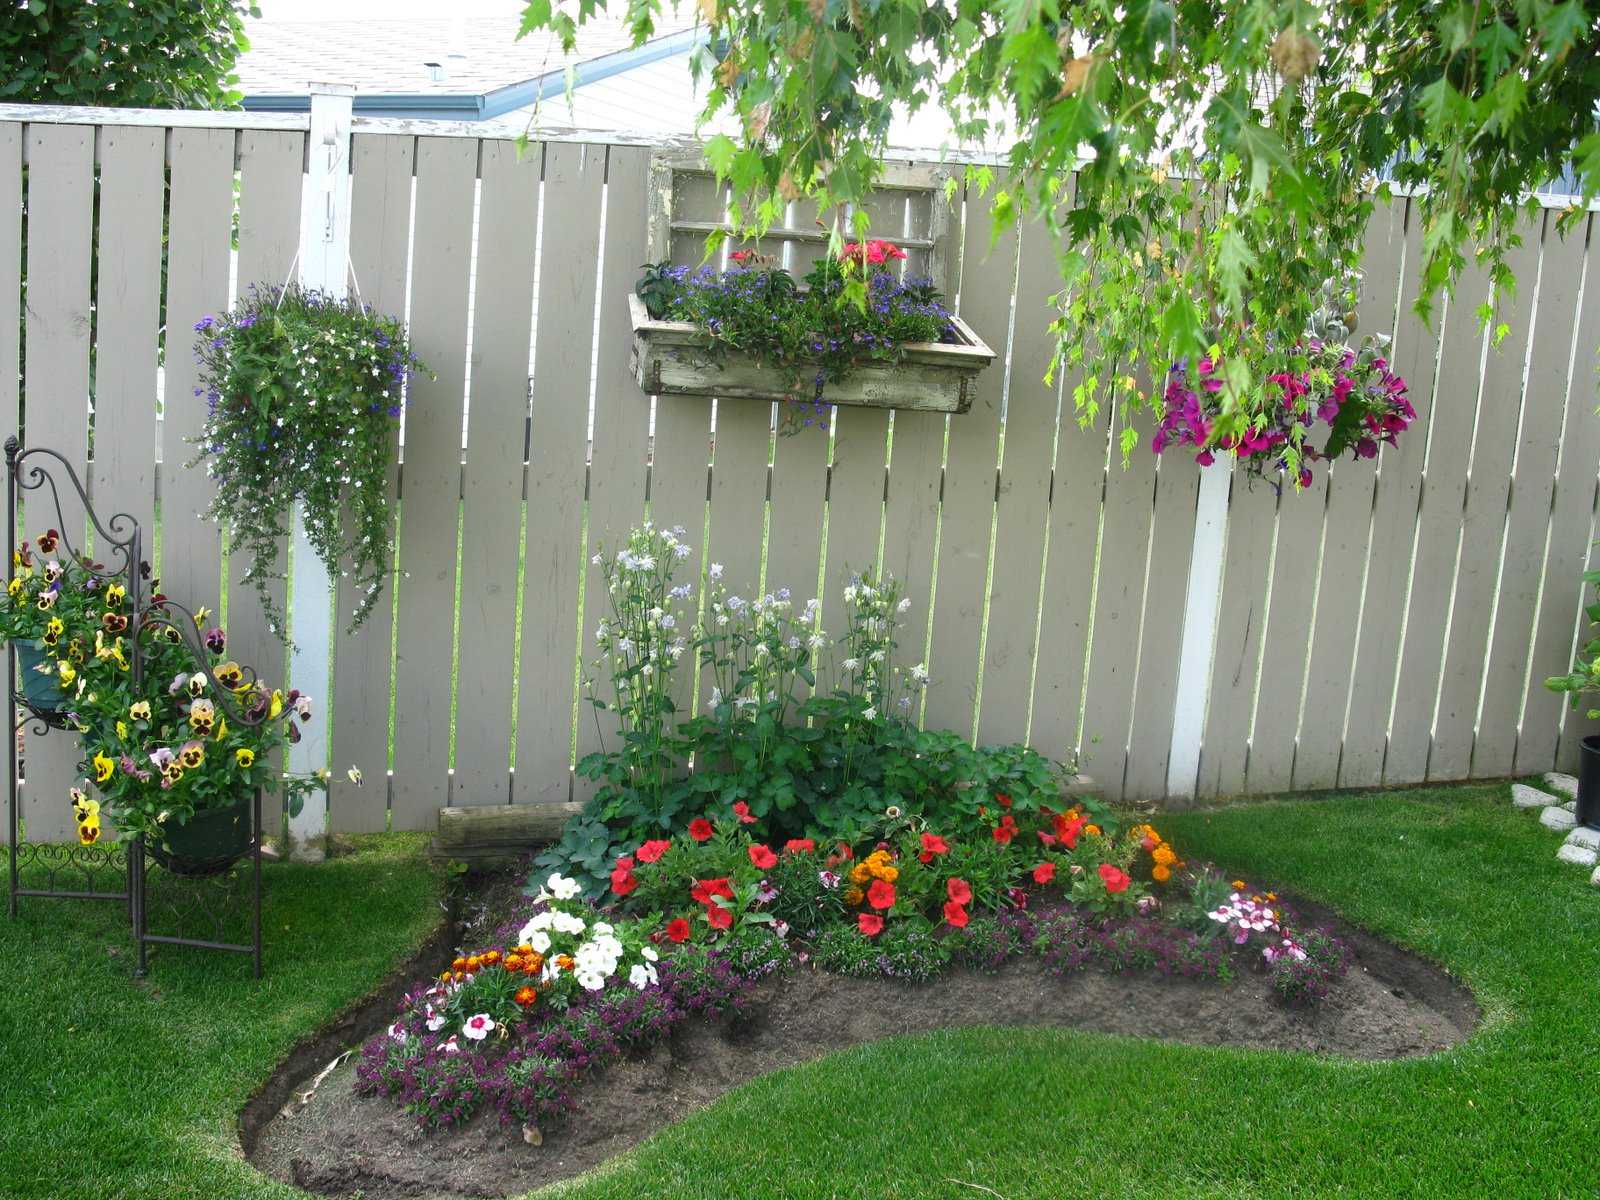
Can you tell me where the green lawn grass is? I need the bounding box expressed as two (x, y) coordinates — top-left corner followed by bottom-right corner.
(0, 833), (443, 1200)
(2, 784), (1595, 1200)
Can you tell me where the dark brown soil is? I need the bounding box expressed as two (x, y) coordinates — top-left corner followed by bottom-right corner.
(245, 898), (1478, 1200)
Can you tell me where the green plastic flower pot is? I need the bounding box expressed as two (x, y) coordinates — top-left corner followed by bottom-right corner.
(149, 795), (253, 877)
(14, 642), (63, 709)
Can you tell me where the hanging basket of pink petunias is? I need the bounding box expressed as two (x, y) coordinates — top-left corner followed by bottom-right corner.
(1151, 335), (1413, 490)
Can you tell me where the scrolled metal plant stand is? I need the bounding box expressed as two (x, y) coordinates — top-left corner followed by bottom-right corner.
(6, 436), (141, 916)
(5, 436), (265, 978)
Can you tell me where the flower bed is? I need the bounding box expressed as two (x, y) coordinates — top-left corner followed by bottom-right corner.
(356, 804), (1354, 1136)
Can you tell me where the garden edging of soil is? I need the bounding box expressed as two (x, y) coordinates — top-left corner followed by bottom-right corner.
(240, 876), (1480, 1200)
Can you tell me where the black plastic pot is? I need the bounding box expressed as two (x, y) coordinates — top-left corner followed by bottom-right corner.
(14, 642), (63, 710)
(1577, 735), (1600, 830)
(148, 796), (253, 876)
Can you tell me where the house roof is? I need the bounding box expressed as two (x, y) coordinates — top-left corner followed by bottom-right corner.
(237, 8), (700, 120)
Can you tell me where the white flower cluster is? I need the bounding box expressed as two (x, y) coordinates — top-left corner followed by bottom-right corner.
(516, 874), (659, 993)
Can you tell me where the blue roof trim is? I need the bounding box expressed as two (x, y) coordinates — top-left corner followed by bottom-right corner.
(477, 26), (706, 119)
(240, 27), (704, 122)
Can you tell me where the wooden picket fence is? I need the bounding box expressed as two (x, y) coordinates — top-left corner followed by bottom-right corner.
(3, 104), (1599, 842)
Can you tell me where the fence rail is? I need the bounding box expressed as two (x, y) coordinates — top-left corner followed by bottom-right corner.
(4, 105), (1598, 842)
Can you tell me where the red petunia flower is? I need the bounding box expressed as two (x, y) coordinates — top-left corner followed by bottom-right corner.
(942, 901), (969, 928)
(783, 838), (815, 854)
(690, 876), (734, 904)
(997, 792), (1012, 810)
(1032, 861), (1056, 886)
(688, 817), (714, 842)
(1099, 863), (1131, 894)
(992, 814), (1018, 846)
(665, 917), (692, 943)
(1053, 813), (1085, 850)
(636, 838), (672, 864)
(610, 868), (637, 897)
(946, 877), (972, 906)
(748, 843), (778, 869)
(704, 901), (733, 930)
(732, 800), (757, 825)
(1037, 831), (1058, 847)
(867, 878), (896, 910)
(615, 855), (636, 872)
(857, 912), (884, 937)
(918, 832), (949, 863)
(730, 248), (757, 266)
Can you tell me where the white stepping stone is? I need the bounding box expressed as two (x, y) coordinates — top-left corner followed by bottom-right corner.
(1593, 865), (1600, 889)
(1543, 772), (1579, 799)
(1540, 805), (1578, 832)
(1557, 843), (1598, 869)
(1563, 800), (1577, 814)
(1567, 826), (1600, 852)
(1511, 783), (1554, 809)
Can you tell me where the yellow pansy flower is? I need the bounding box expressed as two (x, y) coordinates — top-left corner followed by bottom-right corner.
(92, 751), (115, 783)
(235, 748), (255, 768)
(58, 662), (77, 689)
(213, 717), (229, 743)
(7, 577), (22, 597)
(76, 816), (101, 846)
(104, 583), (126, 608)
(116, 721), (129, 739)
(129, 701), (151, 721)
(193, 606), (211, 625)
(269, 690), (285, 719)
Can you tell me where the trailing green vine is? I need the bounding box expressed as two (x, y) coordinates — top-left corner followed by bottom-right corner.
(189, 283), (428, 634)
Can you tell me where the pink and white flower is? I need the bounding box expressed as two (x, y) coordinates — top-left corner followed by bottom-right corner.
(461, 1013), (496, 1041)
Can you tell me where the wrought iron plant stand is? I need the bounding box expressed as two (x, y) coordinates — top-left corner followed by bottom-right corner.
(5, 436), (265, 977)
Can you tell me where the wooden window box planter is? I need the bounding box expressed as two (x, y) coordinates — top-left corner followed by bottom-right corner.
(627, 293), (996, 414)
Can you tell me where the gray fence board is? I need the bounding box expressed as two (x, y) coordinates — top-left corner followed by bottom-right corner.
(0, 123), (17, 844)
(329, 133), (413, 833)
(455, 139), (540, 807)
(922, 197), (1012, 741)
(978, 215), (1060, 747)
(819, 407), (889, 641)
(1521, 215), (1600, 774)
(575, 144), (652, 796)
(514, 141), (604, 804)
(1475, 212), (1585, 776)
(1340, 203), (1438, 787)
(1429, 233), (1541, 780)
(879, 409), (944, 697)
(20, 124), (94, 842)
(390, 136), (476, 823)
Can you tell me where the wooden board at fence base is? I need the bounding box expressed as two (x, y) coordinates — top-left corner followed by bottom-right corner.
(454, 140), (540, 809)
(434, 801), (582, 867)
(20, 124), (94, 844)
(391, 137), (477, 825)
(514, 142), (606, 807)
(330, 133), (413, 834)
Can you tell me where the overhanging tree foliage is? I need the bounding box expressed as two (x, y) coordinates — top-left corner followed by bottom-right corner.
(2, 0), (256, 110)
(520, 0), (1600, 469)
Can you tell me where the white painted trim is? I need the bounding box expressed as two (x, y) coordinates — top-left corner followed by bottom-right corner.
(285, 84), (353, 861)
(1166, 457), (1233, 799)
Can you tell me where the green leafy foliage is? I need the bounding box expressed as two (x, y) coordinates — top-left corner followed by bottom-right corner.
(1544, 566), (1600, 718)
(189, 284), (429, 634)
(522, 0), (1600, 465)
(1, 0), (256, 108)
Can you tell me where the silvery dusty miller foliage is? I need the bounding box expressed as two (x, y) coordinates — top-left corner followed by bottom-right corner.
(189, 283), (428, 634)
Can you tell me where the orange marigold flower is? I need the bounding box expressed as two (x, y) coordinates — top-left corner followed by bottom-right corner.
(1084, 824), (1101, 836)
(525, 951), (544, 973)
(482, 950), (502, 965)
(1232, 880), (1247, 890)
(555, 954), (575, 971)
(849, 862), (872, 885)
(514, 985), (538, 1008)
(1152, 845), (1177, 866)
(514, 944), (533, 957)
(1152, 864), (1171, 882)
(505, 955), (524, 972)
(451, 957), (467, 971)
(842, 885), (865, 907)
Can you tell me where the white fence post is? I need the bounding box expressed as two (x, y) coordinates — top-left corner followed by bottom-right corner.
(1166, 458), (1232, 799)
(286, 82), (354, 861)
